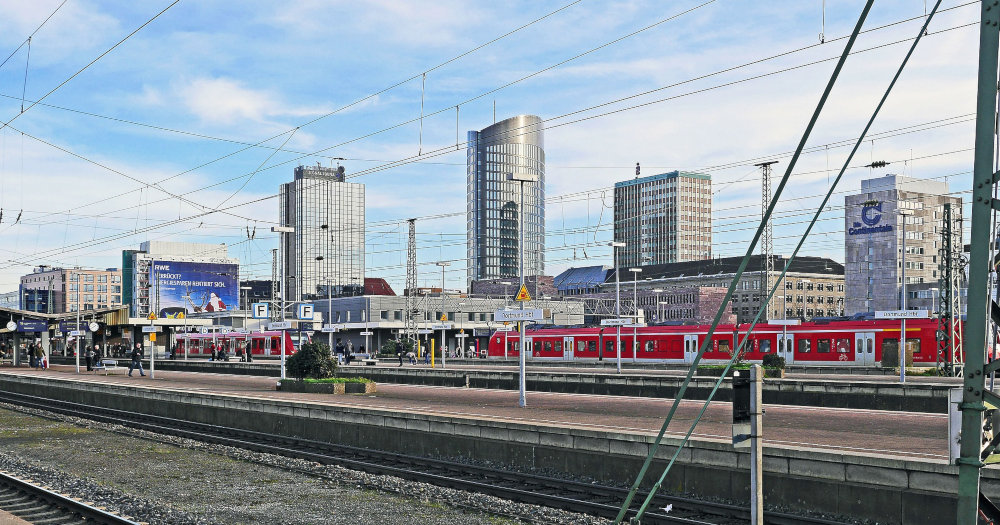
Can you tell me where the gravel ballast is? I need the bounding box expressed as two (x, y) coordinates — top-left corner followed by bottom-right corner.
(0, 403), (610, 524)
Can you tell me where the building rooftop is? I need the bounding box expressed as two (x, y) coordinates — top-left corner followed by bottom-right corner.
(613, 170), (710, 189)
(605, 255), (844, 283)
(553, 265), (611, 292)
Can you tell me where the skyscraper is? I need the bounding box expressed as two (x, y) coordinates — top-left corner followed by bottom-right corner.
(844, 174), (961, 315)
(280, 164), (365, 302)
(467, 115), (545, 288)
(613, 170), (712, 268)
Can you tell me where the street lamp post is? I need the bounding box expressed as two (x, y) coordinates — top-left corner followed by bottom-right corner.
(653, 288), (663, 322)
(629, 268), (642, 362)
(435, 261), (450, 368)
(508, 172), (539, 407)
(609, 241), (626, 374)
(74, 272), (81, 373)
(899, 208), (913, 383)
(272, 225), (295, 380)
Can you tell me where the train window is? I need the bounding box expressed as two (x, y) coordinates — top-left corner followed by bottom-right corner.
(867, 339), (873, 354)
(798, 339), (811, 353)
(271, 337), (279, 349)
(816, 339), (830, 353)
(606, 340), (614, 354)
(577, 341), (587, 352)
(543, 341), (552, 352)
(759, 339), (771, 353)
(907, 338), (921, 354)
(555, 341), (562, 352)
(533, 341), (541, 353)
(588, 341), (596, 352)
(836, 338), (851, 353)
(718, 339), (731, 354)
(509, 341), (517, 354)
(645, 340), (656, 352)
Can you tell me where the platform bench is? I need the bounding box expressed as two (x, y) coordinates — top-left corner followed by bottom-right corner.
(362, 359), (378, 366)
(93, 359), (121, 375)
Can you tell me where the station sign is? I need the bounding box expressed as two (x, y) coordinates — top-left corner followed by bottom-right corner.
(268, 321), (292, 330)
(141, 325), (160, 333)
(600, 318), (631, 326)
(235, 328), (251, 334)
(359, 331), (374, 336)
(417, 329), (434, 335)
(431, 323), (453, 330)
(875, 310), (929, 320)
(252, 303), (270, 319)
(320, 324), (339, 333)
(492, 326), (514, 332)
(59, 321), (83, 332)
(69, 330), (84, 337)
(494, 309), (544, 322)
(623, 323), (647, 328)
(16, 320), (47, 332)
(297, 304), (314, 320)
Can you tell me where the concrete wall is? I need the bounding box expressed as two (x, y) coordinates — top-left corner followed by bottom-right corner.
(0, 372), (984, 525)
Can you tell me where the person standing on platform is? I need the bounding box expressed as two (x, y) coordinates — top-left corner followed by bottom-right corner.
(85, 345), (95, 371)
(396, 341), (404, 367)
(94, 344), (103, 368)
(128, 343), (146, 377)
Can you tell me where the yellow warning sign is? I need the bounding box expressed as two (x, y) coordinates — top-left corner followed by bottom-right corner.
(147, 312), (157, 321)
(149, 333), (157, 342)
(440, 314), (448, 322)
(514, 284), (532, 302)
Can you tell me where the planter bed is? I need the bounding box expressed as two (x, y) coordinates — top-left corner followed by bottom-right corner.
(276, 379), (377, 394)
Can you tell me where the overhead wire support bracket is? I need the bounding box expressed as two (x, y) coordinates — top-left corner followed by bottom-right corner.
(615, 1), (878, 522)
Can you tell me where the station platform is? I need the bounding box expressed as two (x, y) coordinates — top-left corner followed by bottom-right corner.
(0, 366), (988, 525)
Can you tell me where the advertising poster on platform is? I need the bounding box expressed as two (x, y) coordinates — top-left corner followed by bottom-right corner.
(149, 261), (238, 318)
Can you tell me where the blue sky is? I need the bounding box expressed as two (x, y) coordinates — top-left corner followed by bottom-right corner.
(0, 0), (980, 293)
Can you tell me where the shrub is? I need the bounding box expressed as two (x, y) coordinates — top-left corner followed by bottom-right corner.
(762, 354), (786, 369)
(380, 338), (414, 357)
(286, 342), (338, 380)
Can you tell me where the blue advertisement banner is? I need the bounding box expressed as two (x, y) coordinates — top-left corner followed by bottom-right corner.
(150, 261), (238, 319)
(17, 320), (48, 332)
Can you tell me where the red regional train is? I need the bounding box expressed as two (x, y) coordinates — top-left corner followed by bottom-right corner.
(175, 331), (296, 358)
(487, 319), (948, 366)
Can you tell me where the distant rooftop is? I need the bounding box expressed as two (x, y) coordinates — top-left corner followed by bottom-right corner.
(553, 265), (611, 292)
(614, 170), (710, 189)
(605, 255), (844, 283)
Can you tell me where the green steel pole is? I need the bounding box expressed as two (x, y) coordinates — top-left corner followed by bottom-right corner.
(957, 1), (1000, 522)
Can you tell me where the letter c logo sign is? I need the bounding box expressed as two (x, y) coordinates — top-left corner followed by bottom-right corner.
(861, 202), (882, 226)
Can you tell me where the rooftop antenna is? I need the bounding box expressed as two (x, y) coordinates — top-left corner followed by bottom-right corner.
(635, 162), (640, 179)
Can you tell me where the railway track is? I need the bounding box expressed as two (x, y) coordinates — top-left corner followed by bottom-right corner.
(0, 468), (138, 524)
(1, 390), (849, 525)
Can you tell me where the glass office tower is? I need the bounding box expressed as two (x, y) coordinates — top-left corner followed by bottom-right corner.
(280, 164), (365, 301)
(467, 115), (545, 289)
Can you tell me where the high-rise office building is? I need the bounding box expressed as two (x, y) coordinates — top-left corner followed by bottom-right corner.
(466, 115), (545, 288)
(280, 164), (365, 301)
(844, 174), (961, 315)
(613, 170), (712, 268)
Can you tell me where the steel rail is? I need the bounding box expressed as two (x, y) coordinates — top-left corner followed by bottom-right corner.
(0, 469), (139, 524)
(0, 389), (848, 525)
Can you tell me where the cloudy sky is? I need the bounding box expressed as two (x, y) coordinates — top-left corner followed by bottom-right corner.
(0, 0), (979, 292)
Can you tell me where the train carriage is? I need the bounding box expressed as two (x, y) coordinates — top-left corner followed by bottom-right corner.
(486, 319), (942, 367)
(175, 331), (296, 357)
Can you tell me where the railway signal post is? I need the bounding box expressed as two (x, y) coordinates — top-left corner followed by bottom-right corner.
(733, 365), (763, 524)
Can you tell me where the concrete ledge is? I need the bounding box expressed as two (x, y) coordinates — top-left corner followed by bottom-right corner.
(0, 372), (983, 525)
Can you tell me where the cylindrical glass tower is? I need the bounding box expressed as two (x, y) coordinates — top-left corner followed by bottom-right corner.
(467, 115), (545, 289)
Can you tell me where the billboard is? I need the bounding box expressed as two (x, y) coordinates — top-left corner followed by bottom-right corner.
(149, 261), (238, 319)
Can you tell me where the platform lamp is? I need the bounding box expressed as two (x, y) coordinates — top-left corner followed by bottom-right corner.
(608, 241), (626, 374)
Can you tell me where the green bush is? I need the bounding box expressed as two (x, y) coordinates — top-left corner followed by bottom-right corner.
(286, 342), (338, 380)
(762, 354), (786, 369)
(380, 338), (414, 357)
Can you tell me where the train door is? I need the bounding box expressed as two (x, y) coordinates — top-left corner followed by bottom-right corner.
(524, 337), (533, 359)
(777, 333), (794, 364)
(564, 337), (574, 360)
(856, 332), (876, 366)
(683, 334), (699, 364)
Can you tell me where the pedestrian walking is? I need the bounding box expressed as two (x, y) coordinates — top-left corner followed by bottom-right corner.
(128, 343), (146, 377)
